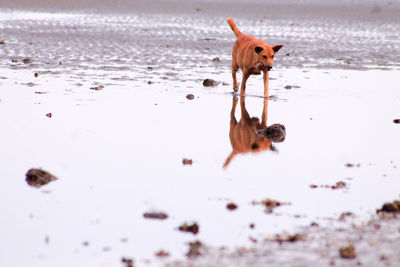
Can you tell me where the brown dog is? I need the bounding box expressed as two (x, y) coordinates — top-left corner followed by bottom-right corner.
(227, 18), (283, 97)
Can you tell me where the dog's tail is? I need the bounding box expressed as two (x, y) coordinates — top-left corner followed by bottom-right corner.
(227, 17), (242, 38)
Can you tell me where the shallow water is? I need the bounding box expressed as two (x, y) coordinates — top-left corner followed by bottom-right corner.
(0, 3), (400, 267)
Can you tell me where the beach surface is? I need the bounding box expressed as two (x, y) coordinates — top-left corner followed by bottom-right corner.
(1, 0), (400, 266)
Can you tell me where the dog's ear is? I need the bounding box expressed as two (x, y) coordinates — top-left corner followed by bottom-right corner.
(273, 45), (283, 53)
(254, 46), (263, 54)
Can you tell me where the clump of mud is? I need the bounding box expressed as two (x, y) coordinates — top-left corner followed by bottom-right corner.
(143, 211), (168, 220)
(309, 181), (347, 190)
(155, 250), (170, 257)
(252, 198), (290, 213)
(203, 79), (219, 87)
(377, 200), (400, 215)
(339, 243), (356, 259)
(226, 202), (238, 211)
(186, 241), (204, 258)
(121, 257), (134, 267)
(90, 85), (104, 91)
(267, 233), (303, 244)
(178, 222), (199, 235)
(25, 168), (57, 188)
(256, 124), (286, 142)
(182, 158), (193, 165)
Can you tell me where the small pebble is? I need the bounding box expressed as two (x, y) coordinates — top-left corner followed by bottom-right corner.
(203, 79), (218, 87)
(339, 243), (356, 259)
(226, 203), (238, 211)
(182, 158), (193, 165)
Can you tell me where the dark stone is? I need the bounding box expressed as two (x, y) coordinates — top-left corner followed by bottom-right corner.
(178, 223), (199, 235)
(26, 168), (57, 188)
(203, 79), (219, 87)
(257, 124), (286, 142)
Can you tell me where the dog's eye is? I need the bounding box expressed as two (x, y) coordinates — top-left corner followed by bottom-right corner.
(271, 55), (275, 59)
(262, 55), (267, 59)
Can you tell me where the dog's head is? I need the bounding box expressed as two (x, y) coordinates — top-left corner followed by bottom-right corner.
(254, 44), (283, 71)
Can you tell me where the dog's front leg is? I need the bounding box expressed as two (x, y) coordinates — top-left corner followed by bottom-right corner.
(240, 70), (250, 97)
(263, 70), (269, 97)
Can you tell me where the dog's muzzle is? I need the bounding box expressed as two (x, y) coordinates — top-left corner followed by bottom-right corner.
(264, 65), (273, 71)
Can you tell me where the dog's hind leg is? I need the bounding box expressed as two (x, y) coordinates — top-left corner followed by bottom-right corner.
(232, 64), (239, 91)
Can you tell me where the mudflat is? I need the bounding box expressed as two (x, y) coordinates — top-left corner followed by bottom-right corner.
(0, 0), (399, 266)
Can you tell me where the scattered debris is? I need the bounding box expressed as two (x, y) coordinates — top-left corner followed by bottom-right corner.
(82, 241), (89, 246)
(147, 81), (153, 85)
(143, 212), (168, 220)
(226, 202), (238, 211)
(121, 257), (134, 267)
(34, 91), (47, 94)
(339, 212), (355, 221)
(186, 241), (203, 258)
(377, 201), (400, 214)
(155, 249), (170, 257)
(257, 124), (286, 142)
(103, 247), (111, 252)
(186, 94), (195, 100)
(26, 168), (57, 188)
(0, 40), (5, 44)
(310, 222), (319, 227)
(26, 82), (36, 87)
(90, 85), (104, 91)
(393, 119), (400, 124)
(212, 57), (220, 62)
(284, 85), (292, 89)
(147, 66), (154, 71)
(332, 181), (347, 189)
(22, 58), (32, 64)
(182, 158), (193, 165)
(46, 113), (53, 118)
(178, 222), (199, 235)
(249, 236), (258, 243)
(345, 163), (361, 168)
(34, 72), (39, 78)
(268, 234), (303, 244)
(203, 79), (219, 87)
(309, 181), (348, 190)
(252, 198), (290, 213)
(339, 243), (356, 259)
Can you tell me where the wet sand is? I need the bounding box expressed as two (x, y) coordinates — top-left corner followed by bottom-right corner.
(1, 0), (400, 266)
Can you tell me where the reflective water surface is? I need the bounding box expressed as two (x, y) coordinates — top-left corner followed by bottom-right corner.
(0, 2), (400, 266)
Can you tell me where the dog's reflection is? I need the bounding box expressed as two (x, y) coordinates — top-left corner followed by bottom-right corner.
(223, 96), (286, 168)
